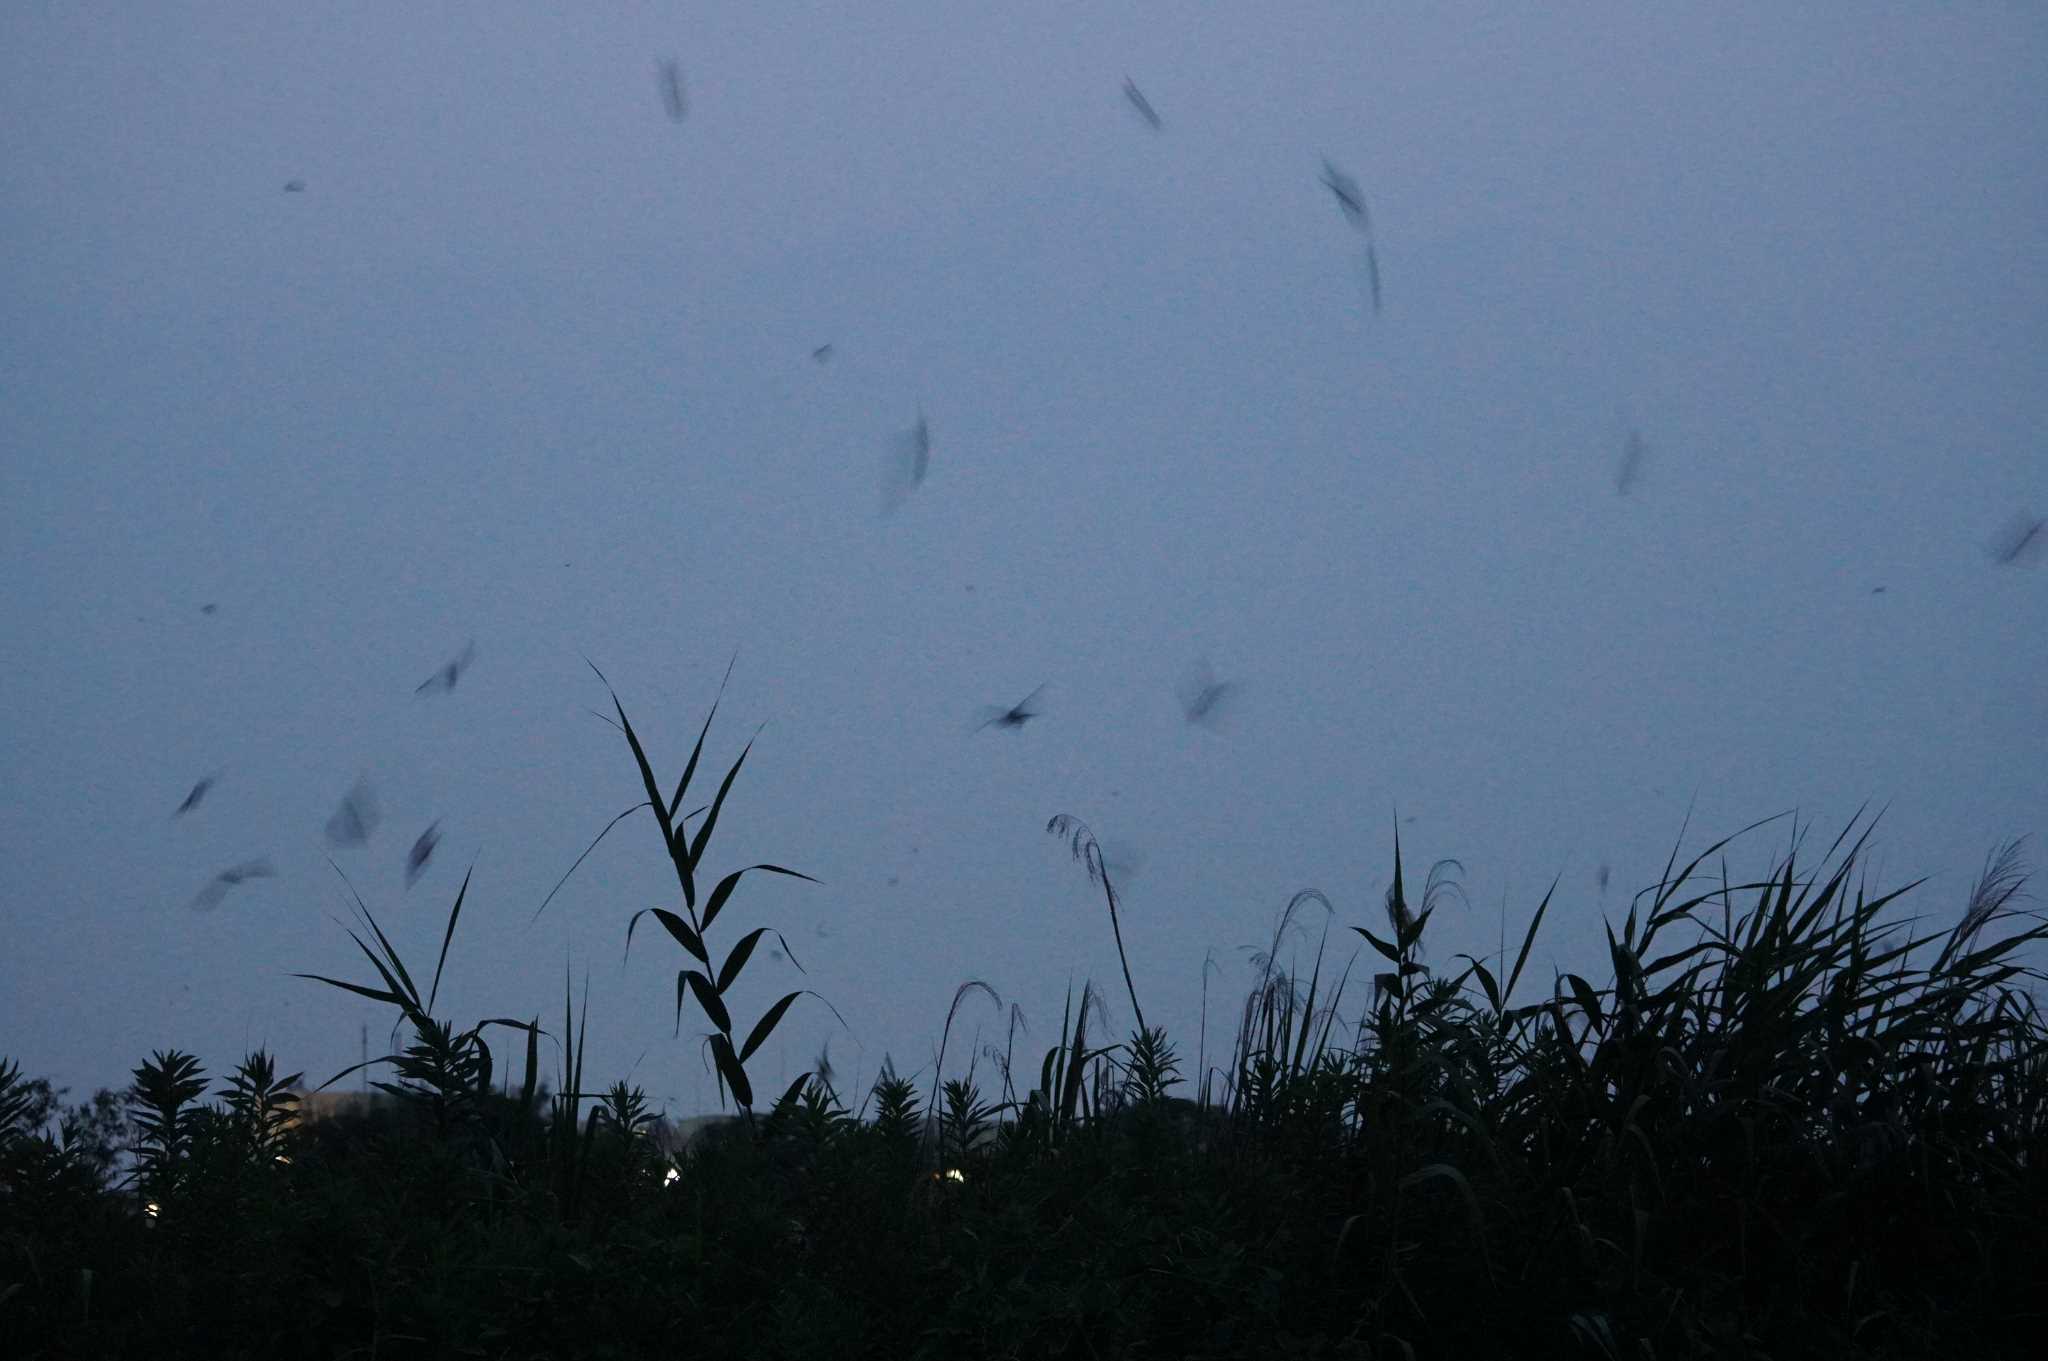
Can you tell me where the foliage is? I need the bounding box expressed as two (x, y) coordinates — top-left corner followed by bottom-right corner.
(4, 728), (2044, 1357)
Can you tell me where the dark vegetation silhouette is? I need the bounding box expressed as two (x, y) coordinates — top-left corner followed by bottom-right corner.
(9, 718), (2044, 1357)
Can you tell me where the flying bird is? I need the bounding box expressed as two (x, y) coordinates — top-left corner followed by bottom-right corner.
(325, 778), (381, 848)
(1989, 513), (2044, 566)
(282, 180), (305, 193)
(1616, 429), (1647, 496)
(811, 344), (834, 364)
(173, 774), (219, 818)
(199, 603), (218, 616)
(189, 859), (276, 911)
(656, 58), (687, 123)
(974, 683), (1048, 733)
(1363, 241), (1383, 315)
(405, 820), (442, 888)
(1123, 77), (1162, 131)
(416, 640), (477, 695)
(1177, 659), (1243, 730)
(1099, 839), (1147, 884)
(880, 411), (932, 515)
(1320, 159), (1370, 234)
(908, 411), (930, 483)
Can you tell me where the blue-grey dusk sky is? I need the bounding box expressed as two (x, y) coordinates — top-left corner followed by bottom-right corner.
(4, 3), (2044, 1116)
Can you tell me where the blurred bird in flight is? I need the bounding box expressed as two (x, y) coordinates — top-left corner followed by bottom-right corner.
(975, 683), (1048, 733)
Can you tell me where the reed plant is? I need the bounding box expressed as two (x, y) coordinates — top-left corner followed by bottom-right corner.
(5, 725), (2044, 1359)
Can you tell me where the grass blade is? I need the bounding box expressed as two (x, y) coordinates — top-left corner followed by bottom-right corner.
(426, 865), (473, 1016)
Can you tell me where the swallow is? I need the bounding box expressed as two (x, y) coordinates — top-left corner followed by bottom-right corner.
(909, 411), (930, 484)
(325, 778), (381, 848)
(173, 774), (219, 818)
(190, 859), (276, 911)
(199, 603), (218, 616)
(1099, 839), (1147, 884)
(880, 412), (932, 515)
(1363, 241), (1383, 315)
(974, 682), (1048, 733)
(1320, 159), (1370, 234)
(656, 58), (687, 123)
(1616, 429), (1647, 496)
(283, 180), (305, 193)
(1123, 77), (1162, 131)
(812, 344), (834, 364)
(1596, 864), (1611, 893)
(405, 820), (442, 888)
(1989, 514), (2044, 566)
(416, 640), (477, 695)
(1177, 659), (1242, 730)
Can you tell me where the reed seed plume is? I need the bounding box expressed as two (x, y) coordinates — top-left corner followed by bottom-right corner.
(1952, 836), (2033, 959)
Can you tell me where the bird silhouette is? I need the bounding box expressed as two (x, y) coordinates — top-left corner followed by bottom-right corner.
(656, 58), (687, 123)
(173, 774), (219, 818)
(1177, 660), (1242, 730)
(1989, 514), (2044, 566)
(415, 640), (477, 695)
(405, 820), (442, 888)
(325, 779), (381, 848)
(1099, 839), (1147, 884)
(189, 859), (276, 911)
(811, 344), (834, 364)
(282, 180), (305, 193)
(1616, 430), (1647, 496)
(881, 412), (932, 515)
(974, 683), (1048, 733)
(1123, 77), (1162, 131)
(1320, 159), (1370, 234)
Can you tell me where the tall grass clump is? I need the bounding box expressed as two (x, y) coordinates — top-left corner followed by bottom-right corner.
(6, 742), (2045, 1360)
(589, 657), (824, 1115)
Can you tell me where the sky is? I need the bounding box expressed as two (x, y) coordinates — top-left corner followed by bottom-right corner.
(3, 3), (2044, 1120)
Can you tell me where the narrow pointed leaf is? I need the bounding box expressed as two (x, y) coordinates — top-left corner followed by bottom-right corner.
(1353, 926), (1402, 964)
(683, 969), (732, 1034)
(717, 927), (770, 995)
(702, 863), (819, 935)
(668, 650), (737, 821)
(292, 972), (403, 1009)
(739, 991), (804, 1063)
(687, 735), (758, 875)
(426, 865), (473, 1016)
(651, 908), (710, 966)
(709, 1033), (752, 1109)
